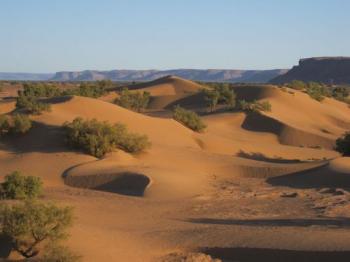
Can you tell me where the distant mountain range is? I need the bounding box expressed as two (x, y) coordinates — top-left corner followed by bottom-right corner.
(270, 57), (350, 84)
(0, 72), (54, 81)
(4, 57), (350, 84)
(50, 69), (287, 83)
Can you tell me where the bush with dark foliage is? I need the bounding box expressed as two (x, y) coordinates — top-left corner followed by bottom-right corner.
(173, 105), (206, 132)
(64, 117), (151, 158)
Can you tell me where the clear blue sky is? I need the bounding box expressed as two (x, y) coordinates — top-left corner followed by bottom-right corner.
(1, 0), (349, 72)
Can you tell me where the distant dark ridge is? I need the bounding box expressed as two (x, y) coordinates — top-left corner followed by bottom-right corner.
(50, 69), (287, 83)
(270, 57), (350, 84)
(0, 72), (54, 81)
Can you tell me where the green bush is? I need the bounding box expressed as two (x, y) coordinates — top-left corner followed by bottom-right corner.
(335, 132), (350, 156)
(0, 201), (73, 258)
(63, 82), (107, 98)
(173, 105), (206, 132)
(238, 100), (272, 113)
(0, 171), (42, 199)
(305, 82), (330, 101)
(288, 80), (306, 90)
(64, 117), (151, 158)
(11, 113), (33, 133)
(22, 82), (61, 98)
(114, 88), (150, 112)
(332, 87), (349, 101)
(0, 115), (10, 135)
(16, 94), (51, 115)
(204, 88), (220, 112)
(0, 114), (32, 135)
(203, 84), (236, 112)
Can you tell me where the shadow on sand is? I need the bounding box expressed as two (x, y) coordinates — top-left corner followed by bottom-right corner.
(201, 247), (350, 262)
(186, 217), (350, 228)
(64, 172), (151, 197)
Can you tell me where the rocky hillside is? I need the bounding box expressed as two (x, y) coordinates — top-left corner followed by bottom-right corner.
(271, 57), (350, 84)
(50, 69), (287, 83)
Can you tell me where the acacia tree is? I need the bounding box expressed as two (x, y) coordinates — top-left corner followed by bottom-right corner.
(0, 201), (73, 258)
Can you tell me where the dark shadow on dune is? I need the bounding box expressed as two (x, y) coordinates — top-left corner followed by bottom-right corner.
(0, 121), (67, 154)
(237, 150), (302, 164)
(0, 234), (12, 259)
(166, 92), (206, 111)
(242, 112), (283, 134)
(64, 172), (150, 197)
(267, 164), (350, 189)
(241, 112), (334, 149)
(42, 95), (73, 104)
(186, 217), (350, 228)
(232, 85), (273, 101)
(201, 247), (350, 262)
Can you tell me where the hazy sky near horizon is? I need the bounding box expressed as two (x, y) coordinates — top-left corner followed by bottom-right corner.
(1, 0), (349, 73)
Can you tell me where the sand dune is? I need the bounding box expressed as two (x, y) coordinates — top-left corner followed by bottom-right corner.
(1, 77), (350, 261)
(127, 75), (204, 110)
(268, 157), (350, 188)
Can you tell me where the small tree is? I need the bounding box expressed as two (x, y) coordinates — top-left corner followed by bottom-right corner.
(0, 115), (10, 135)
(335, 132), (350, 156)
(16, 94), (51, 115)
(173, 105), (206, 132)
(1, 171), (42, 200)
(220, 86), (236, 110)
(10, 114), (32, 134)
(115, 88), (150, 112)
(0, 114), (32, 136)
(204, 89), (220, 112)
(0, 201), (73, 258)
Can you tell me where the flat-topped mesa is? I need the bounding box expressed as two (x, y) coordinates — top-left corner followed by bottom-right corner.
(270, 57), (350, 85)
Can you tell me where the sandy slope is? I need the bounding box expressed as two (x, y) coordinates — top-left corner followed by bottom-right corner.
(127, 75), (204, 110)
(1, 79), (350, 261)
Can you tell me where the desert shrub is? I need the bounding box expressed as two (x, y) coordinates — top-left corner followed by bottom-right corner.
(173, 105), (206, 132)
(305, 82), (329, 101)
(63, 82), (107, 98)
(0, 171), (42, 200)
(16, 93), (51, 115)
(335, 132), (350, 156)
(332, 87), (349, 102)
(10, 113), (32, 134)
(22, 83), (61, 98)
(238, 100), (272, 113)
(288, 80), (306, 90)
(204, 89), (220, 112)
(114, 88), (150, 112)
(218, 84), (236, 109)
(0, 114), (32, 135)
(97, 79), (114, 90)
(0, 201), (73, 258)
(64, 117), (150, 157)
(203, 84), (236, 112)
(0, 115), (10, 135)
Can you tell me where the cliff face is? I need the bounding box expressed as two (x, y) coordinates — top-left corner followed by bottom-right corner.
(50, 69), (287, 83)
(271, 57), (350, 84)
